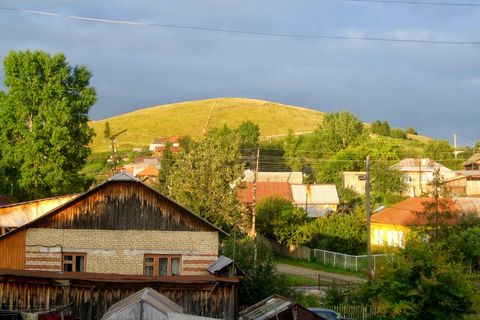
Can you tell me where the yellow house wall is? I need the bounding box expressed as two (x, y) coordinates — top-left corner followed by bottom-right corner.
(371, 223), (409, 249)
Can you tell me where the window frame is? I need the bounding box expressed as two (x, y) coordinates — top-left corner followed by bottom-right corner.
(143, 254), (182, 276)
(62, 252), (87, 272)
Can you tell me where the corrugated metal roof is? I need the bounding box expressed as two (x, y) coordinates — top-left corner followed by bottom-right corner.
(238, 182), (293, 204)
(101, 287), (183, 319)
(291, 184), (339, 205)
(207, 255), (234, 274)
(207, 255), (245, 277)
(107, 172), (138, 182)
(239, 295), (293, 320)
(393, 158), (454, 173)
(243, 170), (303, 184)
(167, 312), (219, 320)
(0, 194), (77, 228)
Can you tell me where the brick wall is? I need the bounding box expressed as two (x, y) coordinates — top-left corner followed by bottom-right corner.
(26, 229), (218, 275)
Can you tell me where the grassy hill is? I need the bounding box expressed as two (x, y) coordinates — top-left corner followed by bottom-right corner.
(88, 98), (325, 152)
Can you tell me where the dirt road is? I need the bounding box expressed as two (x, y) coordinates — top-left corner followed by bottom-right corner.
(276, 263), (367, 284)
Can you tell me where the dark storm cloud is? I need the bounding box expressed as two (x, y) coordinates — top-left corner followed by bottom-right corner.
(0, 0), (479, 144)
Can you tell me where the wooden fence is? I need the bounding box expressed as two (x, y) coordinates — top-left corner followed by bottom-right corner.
(267, 239), (311, 261)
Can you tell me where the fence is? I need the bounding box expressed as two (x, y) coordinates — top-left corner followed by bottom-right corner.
(280, 272), (361, 287)
(268, 239), (311, 261)
(328, 305), (378, 320)
(313, 249), (387, 272)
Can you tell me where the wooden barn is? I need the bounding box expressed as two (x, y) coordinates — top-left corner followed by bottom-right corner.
(0, 173), (239, 319)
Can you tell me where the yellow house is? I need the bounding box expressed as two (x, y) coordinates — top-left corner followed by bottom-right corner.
(370, 197), (459, 248)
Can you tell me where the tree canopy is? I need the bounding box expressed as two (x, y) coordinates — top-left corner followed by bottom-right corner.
(0, 50), (96, 201)
(166, 127), (244, 229)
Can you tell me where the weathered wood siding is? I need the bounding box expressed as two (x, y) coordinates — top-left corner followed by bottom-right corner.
(0, 230), (26, 269)
(0, 280), (237, 320)
(36, 182), (214, 232)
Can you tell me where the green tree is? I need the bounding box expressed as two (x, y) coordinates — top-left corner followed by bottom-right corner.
(370, 120), (391, 136)
(390, 128), (407, 139)
(448, 226), (480, 272)
(313, 111), (365, 154)
(222, 236), (285, 306)
(167, 128), (244, 229)
(103, 122), (111, 140)
(158, 142), (175, 194)
(0, 50), (96, 201)
(423, 140), (457, 168)
(283, 128), (302, 171)
(406, 127), (418, 135)
(256, 196), (308, 246)
(362, 240), (474, 320)
(371, 162), (406, 206)
(237, 120), (260, 151)
(257, 196), (294, 239)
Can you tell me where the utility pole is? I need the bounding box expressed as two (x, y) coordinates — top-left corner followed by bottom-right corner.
(108, 129), (127, 174)
(252, 148), (260, 266)
(251, 148), (260, 237)
(365, 155), (372, 278)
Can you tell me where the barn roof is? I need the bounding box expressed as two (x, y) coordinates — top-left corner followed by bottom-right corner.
(0, 173), (227, 239)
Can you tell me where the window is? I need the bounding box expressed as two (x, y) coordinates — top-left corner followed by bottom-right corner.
(143, 255), (181, 276)
(63, 253), (86, 272)
(404, 175), (413, 183)
(374, 229), (384, 246)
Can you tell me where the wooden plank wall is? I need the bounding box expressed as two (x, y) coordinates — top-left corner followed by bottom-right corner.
(0, 230), (26, 269)
(0, 281), (237, 320)
(37, 183), (214, 232)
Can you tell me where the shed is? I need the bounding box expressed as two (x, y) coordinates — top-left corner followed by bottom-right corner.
(101, 287), (183, 320)
(101, 287), (220, 320)
(239, 294), (325, 320)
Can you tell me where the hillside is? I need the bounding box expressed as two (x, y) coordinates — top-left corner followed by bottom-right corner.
(88, 98), (325, 152)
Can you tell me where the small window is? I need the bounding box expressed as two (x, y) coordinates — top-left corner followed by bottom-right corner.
(63, 253), (86, 272)
(144, 255), (182, 276)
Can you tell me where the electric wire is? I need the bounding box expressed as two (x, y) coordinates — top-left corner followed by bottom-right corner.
(0, 6), (479, 45)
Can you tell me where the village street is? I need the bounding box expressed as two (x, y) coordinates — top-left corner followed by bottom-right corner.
(276, 263), (367, 284)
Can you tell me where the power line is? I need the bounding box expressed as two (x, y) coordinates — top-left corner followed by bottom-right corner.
(330, 0), (480, 7)
(1, 6), (480, 45)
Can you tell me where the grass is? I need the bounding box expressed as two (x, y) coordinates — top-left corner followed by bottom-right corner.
(88, 97), (326, 152)
(274, 255), (366, 278)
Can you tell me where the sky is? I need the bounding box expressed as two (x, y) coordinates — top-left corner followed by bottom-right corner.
(0, 1), (479, 145)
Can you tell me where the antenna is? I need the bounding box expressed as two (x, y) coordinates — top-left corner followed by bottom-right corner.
(453, 133), (464, 159)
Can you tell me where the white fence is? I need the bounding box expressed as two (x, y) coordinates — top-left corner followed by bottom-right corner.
(313, 249), (387, 272)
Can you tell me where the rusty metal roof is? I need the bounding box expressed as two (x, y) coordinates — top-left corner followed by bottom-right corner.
(238, 182), (293, 204)
(0, 269), (239, 284)
(0, 194), (77, 228)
